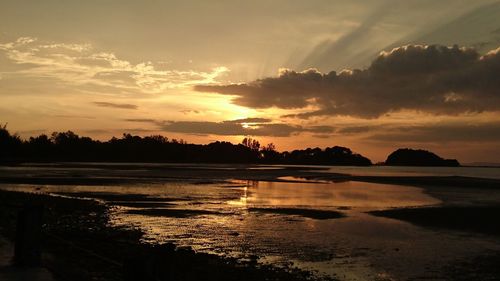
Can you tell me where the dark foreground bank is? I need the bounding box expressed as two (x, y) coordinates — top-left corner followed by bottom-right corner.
(0, 190), (332, 281)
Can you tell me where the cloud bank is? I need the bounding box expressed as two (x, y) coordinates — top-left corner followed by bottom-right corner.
(195, 45), (500, 118)
(124, 118), (334, 137)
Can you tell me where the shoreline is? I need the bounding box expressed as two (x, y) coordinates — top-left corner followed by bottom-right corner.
(0, 189), (332, 281)
(1, 163), (500, 280)
(1, 162), (499, 188)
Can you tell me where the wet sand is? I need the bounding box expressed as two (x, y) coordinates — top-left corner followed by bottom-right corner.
(1, 163), (500, 280)
(369, 205), (500, 280)
(2, 162), (499, 190)
(126, 208), (222, 218)
(248, 208), (345, 220)
(370, 206), (500, 235)
(0, 189), (329, 281)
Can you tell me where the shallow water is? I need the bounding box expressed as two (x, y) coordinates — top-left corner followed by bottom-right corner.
(2, 163), (500, 179)
(3, 177), (500, 280)
(320, 165), (500, 179)
(1, 164), (500, 280)
(229, 179), (441, 209)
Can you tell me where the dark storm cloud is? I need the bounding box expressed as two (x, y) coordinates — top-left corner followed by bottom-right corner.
(195, 45), (500, 118)
(93, 101), (138, 110)
(124, 118), (334, 137)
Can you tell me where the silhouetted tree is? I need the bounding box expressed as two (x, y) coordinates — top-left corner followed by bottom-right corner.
(0, 126), (373, 166)
(260, 143), (282, 163)
(385, 148), (460, 166)
(26, 134), (53, 160)
(241, 137), (260, 151)
(0, 124), (23, 161)
(283, 146), (371, 166)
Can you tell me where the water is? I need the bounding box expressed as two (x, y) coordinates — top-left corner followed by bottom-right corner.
(321, 165), (500, 179)
(1, 163), (499, 280)
(2, 163), (500, 179)
(228, 179), (441, 208)
(106, 180), (498, 280)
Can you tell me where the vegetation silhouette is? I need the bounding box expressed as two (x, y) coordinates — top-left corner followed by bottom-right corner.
(385, 148), (460, 166)
(0, 126), (372, 166)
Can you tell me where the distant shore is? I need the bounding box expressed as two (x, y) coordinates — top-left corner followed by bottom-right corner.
(1, 162), (499, 188)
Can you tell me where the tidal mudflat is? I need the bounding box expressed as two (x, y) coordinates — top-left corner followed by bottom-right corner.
(1, 163), (500, 280)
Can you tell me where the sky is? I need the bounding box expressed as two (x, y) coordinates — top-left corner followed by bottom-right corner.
(1, 0), (499, 163)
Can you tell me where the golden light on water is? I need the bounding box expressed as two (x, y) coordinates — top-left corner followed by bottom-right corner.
(226, 180), (440, 209)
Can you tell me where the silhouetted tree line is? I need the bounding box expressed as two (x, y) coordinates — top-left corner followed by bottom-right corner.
(0, 126), (372, 165)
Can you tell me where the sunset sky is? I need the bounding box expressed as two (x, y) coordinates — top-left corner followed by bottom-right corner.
(1, 0), (499, 163)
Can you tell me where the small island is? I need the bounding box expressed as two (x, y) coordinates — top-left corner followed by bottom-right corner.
(385, 148), (460, 167)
